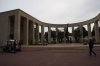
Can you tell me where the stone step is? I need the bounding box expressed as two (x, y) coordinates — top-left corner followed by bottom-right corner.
(22, 45), (100, 52)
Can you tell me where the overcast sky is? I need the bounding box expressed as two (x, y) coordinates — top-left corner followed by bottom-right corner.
(0, 0), (100, 24)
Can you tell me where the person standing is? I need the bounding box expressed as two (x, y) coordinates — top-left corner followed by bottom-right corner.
(13, 40), (16, 53)
(88, 38), (96, 56)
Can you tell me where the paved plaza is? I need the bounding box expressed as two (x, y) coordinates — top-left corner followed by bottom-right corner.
(0, 43), (100, 66)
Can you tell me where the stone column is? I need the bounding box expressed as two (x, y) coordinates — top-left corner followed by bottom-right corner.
(72, 26), (74, 42)
(64, 26), (67, 43)
(87, 23), (92, 39)
(29, 21), (34, 45)
(94, 20), (100, 43)
(56, 27), (58, 43)
(23, 18), (29, 45)
(14, 14), (20, 43)
(41, 25), (44, 44)
(35, 23), (39, 44)
(32, 23), (35, 44)
(48, 26), (51, 44)
(79, 25), (83, 42)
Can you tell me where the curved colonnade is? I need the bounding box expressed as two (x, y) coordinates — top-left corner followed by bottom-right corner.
(0, 9), (100, 45)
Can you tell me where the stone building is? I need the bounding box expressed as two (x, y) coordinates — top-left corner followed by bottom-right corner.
(0, 9), (100, 45)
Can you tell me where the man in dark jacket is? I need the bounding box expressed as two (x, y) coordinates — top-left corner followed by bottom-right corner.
(89, 39), (96, 56)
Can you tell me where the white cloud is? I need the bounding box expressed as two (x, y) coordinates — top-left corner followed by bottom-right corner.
(0, 0), (100, 24)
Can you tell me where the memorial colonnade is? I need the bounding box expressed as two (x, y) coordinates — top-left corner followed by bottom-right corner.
(14, 14), (67, 45)
(0, 9), (100, 45)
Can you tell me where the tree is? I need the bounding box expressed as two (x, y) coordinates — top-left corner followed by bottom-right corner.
(74, 27), (88, 42)
(74, 28), (81, 42)
(65, 27), (69, 42)
(82, 27), (88, 38)
(57, 30), (64, 43)
(51, 30), (56, 43)
(44, 32), (48, 43)
(44, 30), (57, 43)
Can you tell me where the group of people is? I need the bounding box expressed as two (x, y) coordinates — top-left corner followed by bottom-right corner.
(3, 39), (21, 53)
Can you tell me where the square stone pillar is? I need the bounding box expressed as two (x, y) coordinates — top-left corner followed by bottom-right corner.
(41, 25), (44, 44)
(48, 27), (51, 44)
(14, 14), (20, 43)
(28, 21), (34, 45)
(35, 23), (39, 44)
(72, 26), (74, 42)
(32, 23), (35, 44)
(87, 23), (92, 39)
(23, 18), (29, 45)
(56, 27), (58, 43)
(79, 25), (83, 42)
(94, 20), (100, 43)
(64, 26), (67, 43)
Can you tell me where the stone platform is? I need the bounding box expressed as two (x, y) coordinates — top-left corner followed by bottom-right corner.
(22, 43), (100, 51)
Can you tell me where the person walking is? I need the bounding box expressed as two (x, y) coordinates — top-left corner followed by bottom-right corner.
(88, 38), (96, 56)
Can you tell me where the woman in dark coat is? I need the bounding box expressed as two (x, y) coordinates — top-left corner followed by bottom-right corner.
(89, 39), (96, 56)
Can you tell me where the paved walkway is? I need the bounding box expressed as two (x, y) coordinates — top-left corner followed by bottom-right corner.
(0, 43), (100, 66)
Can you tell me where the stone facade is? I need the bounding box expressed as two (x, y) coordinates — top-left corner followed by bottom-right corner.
(0, 9), (100, 45)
